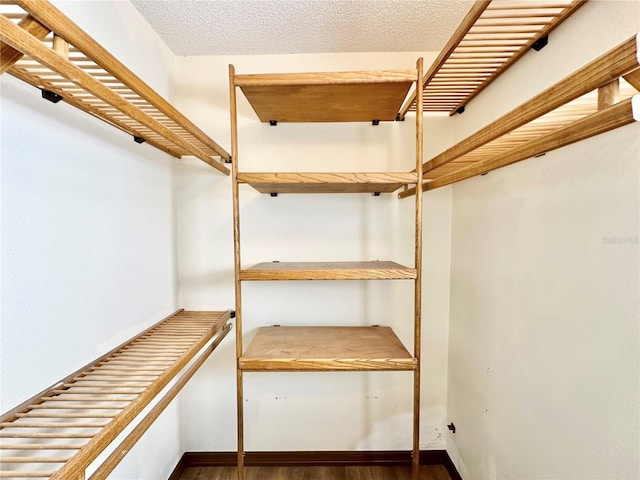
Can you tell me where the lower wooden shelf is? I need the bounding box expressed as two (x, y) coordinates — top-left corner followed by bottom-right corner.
(240, 261), (417, 281)
(239, 326), (417, 372)
(0, 310), (231, 480)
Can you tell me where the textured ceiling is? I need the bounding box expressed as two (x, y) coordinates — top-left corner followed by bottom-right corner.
(131, 0), (475, 56)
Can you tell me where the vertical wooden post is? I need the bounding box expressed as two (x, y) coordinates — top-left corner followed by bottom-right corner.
(598, 79), (620, 111)
(624, 69), (640, 91)
(229, 64), (245, 480)
(52, 34), (69, 58)
(412, 56), (424, 480)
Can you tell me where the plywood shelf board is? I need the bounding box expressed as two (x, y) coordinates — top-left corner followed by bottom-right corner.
(238, 172), (417, 194)
(234, 70), (417, 86)
(0, 310), (232, 480)
(240, 261), (417, 280)
(235, 70), (416, 123)
(0, 0), (230, 173)
(240, 326), (417, 371)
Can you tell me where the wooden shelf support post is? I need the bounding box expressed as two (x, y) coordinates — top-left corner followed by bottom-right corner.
(229, 64), (245, 480)
(598, 79), (620, 111)
(52, 33), (68, 58)
(412, 56), (424, 480)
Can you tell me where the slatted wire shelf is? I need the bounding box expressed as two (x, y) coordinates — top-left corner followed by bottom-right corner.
(0, 310), (232, 479)
(0, 0), (230, 174)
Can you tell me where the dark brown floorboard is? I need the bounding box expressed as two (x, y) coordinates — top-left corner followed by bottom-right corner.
(179, 465), (451, 480)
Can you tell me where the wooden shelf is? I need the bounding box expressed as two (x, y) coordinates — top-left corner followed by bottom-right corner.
(233, 70), (416, 123)
(240, 326), (417, 372)
(237, 172), (417, 194)
(0, 0), (230, 173)
(399, 0), (586, 117)
(0, 310), (232, 480)
(399, 34), (640, 197)
(240, 261), (416, 281)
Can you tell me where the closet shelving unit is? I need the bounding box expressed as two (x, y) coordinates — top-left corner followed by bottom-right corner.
(229, 60), (424, 480)
(399, 33), (640, 198)
(0, 0), (230, 174)
(1, 0), (637, 477)
(0, 310), (232, 480)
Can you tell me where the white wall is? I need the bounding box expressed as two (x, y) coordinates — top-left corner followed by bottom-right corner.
(446, 1), (640, 478)
(0, 1), (184, 478)
(173, 52), (454, 452)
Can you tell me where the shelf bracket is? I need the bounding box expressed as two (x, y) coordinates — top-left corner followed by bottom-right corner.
(41, 89), (63, 103)
(532, 35), (549, 51)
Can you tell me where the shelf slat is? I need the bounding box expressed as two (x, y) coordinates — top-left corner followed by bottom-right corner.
(235, 70), (415, 123)
(238, 172), (417, 194)
(240, 261), (417, 281)
(240, 326), (417, 372)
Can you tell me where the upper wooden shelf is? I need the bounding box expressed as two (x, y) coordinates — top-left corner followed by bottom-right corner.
(0, 310), (231, 480)
(0, 0), (230, 174)
(233, 69), (416, 123)
(399, 0), (586, 118)
(237, 172), (417, 194)
(240, 326), (417, 372)
(400, 34), (640, 198)
(240, 261), (417, 281)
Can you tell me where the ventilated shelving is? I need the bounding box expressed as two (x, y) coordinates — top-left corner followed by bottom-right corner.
(398, 0), (586, 117)
(399, 33), (640, 198)
(229, 60), (424, 480)
(0, 310), (232, 480)
(0, 0), (230, 174)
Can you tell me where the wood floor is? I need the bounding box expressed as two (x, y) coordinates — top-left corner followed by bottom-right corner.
(179, 465), (452, 480)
